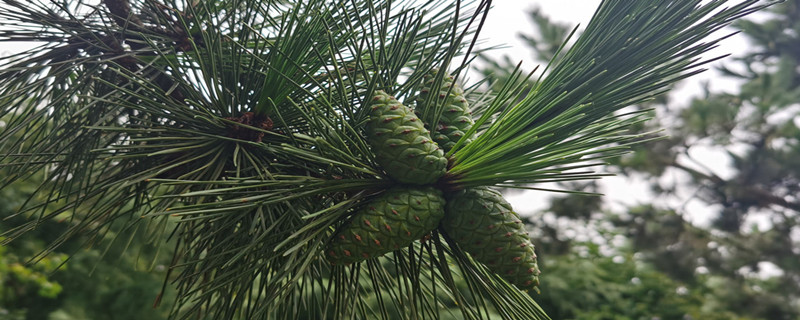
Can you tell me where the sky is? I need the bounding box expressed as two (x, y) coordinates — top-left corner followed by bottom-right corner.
(480, 0), (598, 71)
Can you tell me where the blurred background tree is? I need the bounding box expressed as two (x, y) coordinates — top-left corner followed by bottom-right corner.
(477, 1), (800, 319)
(1, 162), (173, 319)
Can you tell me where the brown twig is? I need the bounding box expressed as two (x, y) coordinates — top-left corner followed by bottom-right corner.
(102, 0), (143, 28)
(225, 112), (274, 143)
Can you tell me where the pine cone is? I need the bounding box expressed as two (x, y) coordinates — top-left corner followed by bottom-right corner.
(326, 186), (446, 265)
(367, 90), (447, 185)
(416, 69), (475, 152)
(441, 187), (541, 291)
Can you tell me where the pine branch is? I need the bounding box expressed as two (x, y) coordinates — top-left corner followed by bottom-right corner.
(447, 0), (779, 189)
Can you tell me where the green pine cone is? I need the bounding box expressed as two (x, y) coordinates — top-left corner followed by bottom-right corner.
(367, 90), (447, 185)
(326, 186), (446, 265)
(416, 69), (475, 152)
(441, 187), (541, 291)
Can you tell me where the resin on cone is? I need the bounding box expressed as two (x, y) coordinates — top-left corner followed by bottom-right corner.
(327, 186), (446, 265)
(367, 90), (447, 185)
(441, 187), (541, 291)
(415, 69), (475, 152)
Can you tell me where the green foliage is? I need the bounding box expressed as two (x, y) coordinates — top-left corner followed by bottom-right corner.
(45, 248), (172, 320)
(536, 241), (769, 320)
(614, 207), (800, 318)
(0, 240), (65, 319)
(0, 174), (173, 319)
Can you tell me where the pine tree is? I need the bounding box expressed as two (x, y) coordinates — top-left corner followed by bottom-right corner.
(0, 0), (776, 319)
